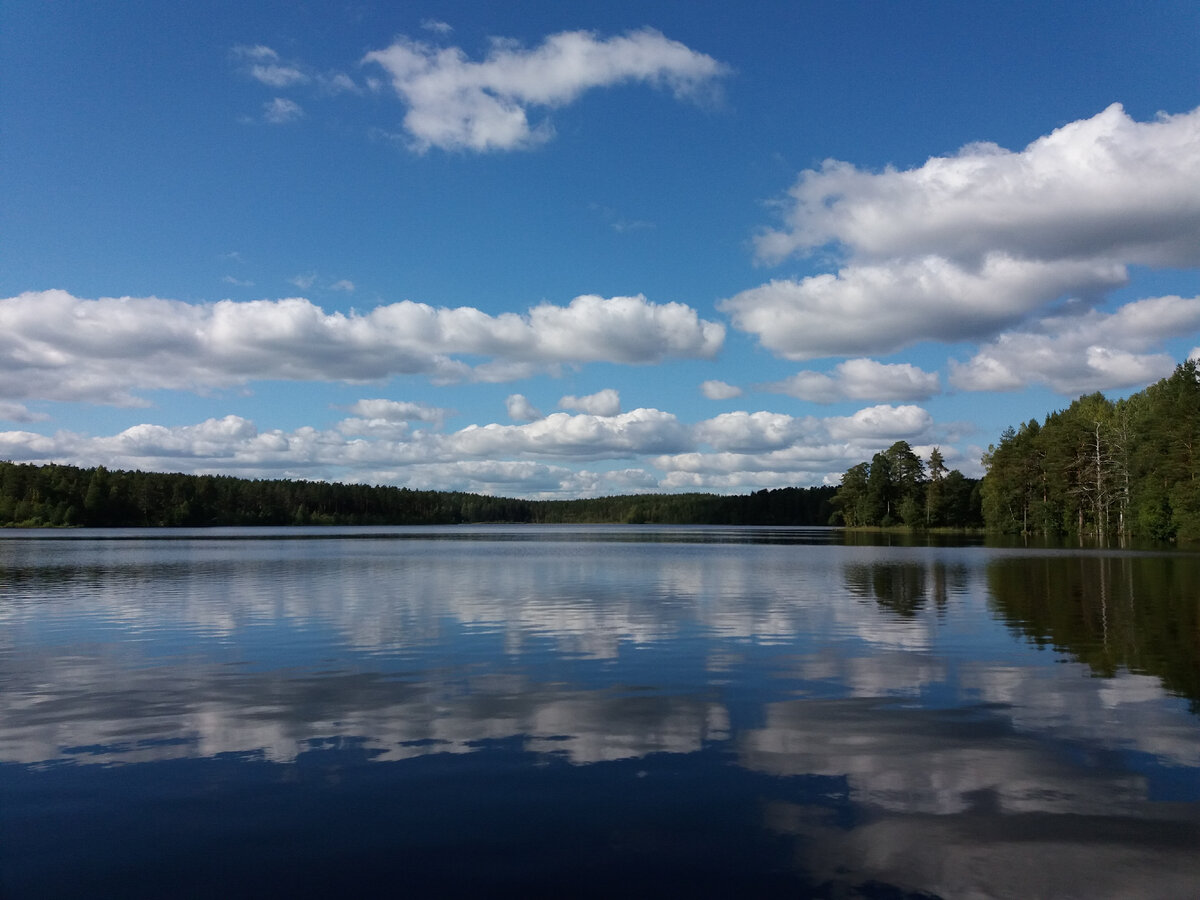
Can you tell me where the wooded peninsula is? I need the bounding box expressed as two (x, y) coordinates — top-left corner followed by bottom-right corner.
(2, 360), (1196, 536)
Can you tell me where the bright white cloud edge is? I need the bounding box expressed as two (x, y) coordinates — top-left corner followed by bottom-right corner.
(362, 28), (729, 152)
(727, 104), (1200, 361)
(0, 290), (724, 405)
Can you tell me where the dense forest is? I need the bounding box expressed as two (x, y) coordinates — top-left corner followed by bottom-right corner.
(980, 360), (1200, 541)
(829, 440), (983, 529)
(0, 459), (836, 528)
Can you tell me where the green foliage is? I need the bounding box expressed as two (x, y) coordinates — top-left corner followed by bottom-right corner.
(0, 461), (837, 528)
(832, 442), (981, 529)
(980, 360), (1200, 541)
(831, 462), (870, 526)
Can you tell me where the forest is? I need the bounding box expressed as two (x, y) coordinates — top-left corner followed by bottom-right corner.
(0, 459), (836, 528)
(6, 359), (1196, 536)
(979, 360), (1200, 541)
(829, 441), (983, 529)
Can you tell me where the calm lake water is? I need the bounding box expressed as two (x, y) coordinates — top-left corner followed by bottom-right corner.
(1, 526), (1198, 899)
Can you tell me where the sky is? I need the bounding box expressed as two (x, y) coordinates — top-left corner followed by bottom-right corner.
(2, 0), (1199, 498)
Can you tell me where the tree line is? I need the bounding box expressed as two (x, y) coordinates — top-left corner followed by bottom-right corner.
(14, 353), (1193, 537)
(980, 360), (1200, 541)
(0, 460), (836, 528)
(830, 441), (983, 529)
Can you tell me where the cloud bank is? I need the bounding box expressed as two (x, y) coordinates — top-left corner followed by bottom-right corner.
(0, 403), (952, 497)
(727, 104), (1200, 365)
(0, 291), (724, 404)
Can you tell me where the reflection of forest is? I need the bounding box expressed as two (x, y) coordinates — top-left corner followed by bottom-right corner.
(987, 554), (1200, 710)
(843, 560), (969, 617)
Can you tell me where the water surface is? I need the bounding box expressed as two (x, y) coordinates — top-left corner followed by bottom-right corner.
(1, 526), (1198, 898)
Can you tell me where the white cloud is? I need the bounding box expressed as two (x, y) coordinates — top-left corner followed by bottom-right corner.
(452, 409), (689, 460)
(518, 294), (724, 363)
(362, 28), (729, 152)
(0, 400), (957, 497)
(826, 404), (934, 440)
(949, 294), (1200, 394)
(0, 291), (724, 405)
(345, 398), (447, 425)
(0, 402), (45, 423)
(765, 358), (940, 403)
(288, 271), (318, 289)
(263, 97), (304, 124)
(317, 72), (359, 95)
(222, 275), (254, 287)
(756, 104), (1200, 268)
(733, 104), (1200, 360)
(701, 380), (742, 400)
(656, 405), (939, 491)
(694, 411), (807, 452)
(506, 394), (542, 422)
(559, 388), (620, 416)
(330, 279), (355, 292)
(762, 370), (841, 404)
(0, 408), (690, 482)
(421, 19), (453, 35)
(233, 45), (279, 61)
(720, 255), (1126, 360)
(251, 64), (309, 88)
(234, 44), (356, 97)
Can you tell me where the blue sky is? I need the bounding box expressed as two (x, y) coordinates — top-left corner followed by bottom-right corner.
(2, 1), (1199, 496)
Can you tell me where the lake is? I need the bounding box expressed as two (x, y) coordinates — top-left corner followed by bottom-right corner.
(1, 526), (1198, 899)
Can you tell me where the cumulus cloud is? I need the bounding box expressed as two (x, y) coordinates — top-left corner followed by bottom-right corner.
(263, 97), (304, 124)
(0, 291), (723, 404)
(362, 28), (729, 152)
(0, 408), (691, 484)
(825, 404), (934, 440)
(656, 404), (939, 490)
(559, 388), (620, 416)
(701, 380), (742, 400)
(764, 358), (940, 403)
(506, 394), (542, 422)
(345, 398), (447, 425)
(694, 411), (806, 452)
(757, 104), (1200, 268)
(0, 401), (45, 423)
(0, 400), (951, 497)
(732, 104), (1200, 360)
(721, 256), (1126, 360)
(949, 294), (1200, 394)
(520, 294), (724, 363)
(453, 409), (689, 460)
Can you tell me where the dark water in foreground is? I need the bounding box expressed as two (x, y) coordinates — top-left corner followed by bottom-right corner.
(1, 526), (1198, 899)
